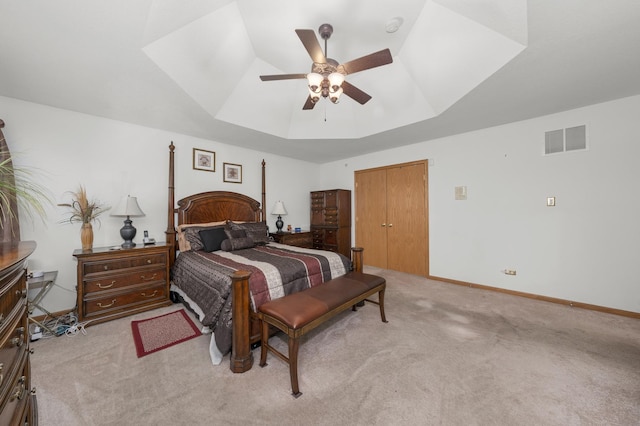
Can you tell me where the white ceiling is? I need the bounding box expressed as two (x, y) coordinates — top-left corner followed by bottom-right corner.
(1, 0), (639, 163)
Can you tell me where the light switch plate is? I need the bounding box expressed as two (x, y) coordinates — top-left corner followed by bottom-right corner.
(546, 197), (556, 206)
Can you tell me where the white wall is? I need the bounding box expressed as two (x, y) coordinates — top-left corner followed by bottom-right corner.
(319, 95), (640, 314)
(4, 94), (639, 315)
(1, 96), (319, 313)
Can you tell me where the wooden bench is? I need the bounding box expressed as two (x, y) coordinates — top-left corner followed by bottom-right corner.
(258, 271), (388, 397)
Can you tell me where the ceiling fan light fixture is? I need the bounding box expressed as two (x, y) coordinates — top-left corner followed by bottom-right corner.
(308, 88), (321, 103)
(307, 73), (323, 93)
(330, 86), (343, 104)
(328, 72), (345, 93)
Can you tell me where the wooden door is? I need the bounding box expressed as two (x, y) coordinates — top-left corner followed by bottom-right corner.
(355, 160), (428, 276)
(386, 163), (428, 276)
(355, 169), (388, 268)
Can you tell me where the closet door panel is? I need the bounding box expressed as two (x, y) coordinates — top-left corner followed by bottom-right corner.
(386, 163), (428, 276)
(355, 169), (388, 268)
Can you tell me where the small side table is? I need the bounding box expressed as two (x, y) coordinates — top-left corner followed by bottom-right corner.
(27, 270), (58, 333)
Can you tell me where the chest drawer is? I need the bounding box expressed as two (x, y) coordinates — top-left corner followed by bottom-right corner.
(82, 253), (166, 275)
(83, 266), (166, 294)
(0, 311), (28, 396)
(83, 282), (168, 317)
(0, 350), (30, 426)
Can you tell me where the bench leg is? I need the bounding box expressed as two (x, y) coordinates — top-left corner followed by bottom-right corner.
(259, 318), (269, 367)
(379, 288), (388, 323)
(289, 336), (302, 398)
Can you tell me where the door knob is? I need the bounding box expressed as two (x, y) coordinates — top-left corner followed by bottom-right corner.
(381, 223), (386, 227)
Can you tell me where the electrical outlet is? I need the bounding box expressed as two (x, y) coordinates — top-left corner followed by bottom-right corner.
(502, 269), (517, 275)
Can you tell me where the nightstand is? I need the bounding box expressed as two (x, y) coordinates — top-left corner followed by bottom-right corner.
(270, 231), (313, 248)
(73, 243), (172, 326)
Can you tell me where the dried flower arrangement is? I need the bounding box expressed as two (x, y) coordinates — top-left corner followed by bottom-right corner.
(58, 186), (109, 224)
(58, 186), (109, 250)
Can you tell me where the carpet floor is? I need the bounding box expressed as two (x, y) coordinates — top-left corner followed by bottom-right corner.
(30, 267), (640, 425)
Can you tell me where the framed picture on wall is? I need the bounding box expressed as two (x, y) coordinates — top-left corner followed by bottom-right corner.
(223, 163), (242, 183)
(193, 148), (215, 172)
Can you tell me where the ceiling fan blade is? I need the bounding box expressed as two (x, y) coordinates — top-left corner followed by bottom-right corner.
(260, 73), (307, 81)
(339, 48), (393, 75)
(341, 81), (372, 105)
(302, 96), (316, 110)
(295, 29), (327, 64)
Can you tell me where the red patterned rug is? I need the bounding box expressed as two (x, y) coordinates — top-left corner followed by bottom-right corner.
(131, 309), (201, 358)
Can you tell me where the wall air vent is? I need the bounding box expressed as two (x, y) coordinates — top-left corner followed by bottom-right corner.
(544, 125), (587, 155)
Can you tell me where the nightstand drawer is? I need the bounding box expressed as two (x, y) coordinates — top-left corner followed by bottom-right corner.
(83, 282), (168, 317)
(83, 267), (166, 293)
(82, 253), (166, 275)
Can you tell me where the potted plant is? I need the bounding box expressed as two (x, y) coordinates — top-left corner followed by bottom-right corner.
(58, 186), (109, 250)
(0, 120), (52, 242)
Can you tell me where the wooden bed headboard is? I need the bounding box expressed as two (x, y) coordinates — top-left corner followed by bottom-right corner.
(176, 191), (261, 225)
(165, 142), (267, 265)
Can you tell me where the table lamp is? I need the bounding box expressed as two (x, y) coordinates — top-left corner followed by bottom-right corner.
(271, 201), (287, 233)
(111, 195), (145, 248)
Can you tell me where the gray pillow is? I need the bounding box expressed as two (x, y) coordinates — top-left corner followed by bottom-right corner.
(230, 222), (269, 245)
(220, 237), (256, 251)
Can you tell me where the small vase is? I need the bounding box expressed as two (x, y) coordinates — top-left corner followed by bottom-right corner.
(81, 222), (93, 250)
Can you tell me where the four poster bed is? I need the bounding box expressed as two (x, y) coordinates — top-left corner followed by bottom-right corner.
(164, 143), (362, 373)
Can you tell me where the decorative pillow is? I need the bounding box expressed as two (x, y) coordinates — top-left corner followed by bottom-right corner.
(177, 221), (227, 252)
(230, 221), (269, 245)
(224, 228), (247, 240)
(199, 227), (228, 252)
(220, 237), (256, 251)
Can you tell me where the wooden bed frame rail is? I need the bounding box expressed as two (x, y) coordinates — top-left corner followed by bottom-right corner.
(165, 142), (362, 373)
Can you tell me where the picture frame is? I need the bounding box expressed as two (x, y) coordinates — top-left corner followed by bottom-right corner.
(223, 162), (242, 184)
(193, 148), (215, 172)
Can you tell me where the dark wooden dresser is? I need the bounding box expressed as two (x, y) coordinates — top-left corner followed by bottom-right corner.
(310, 189), (351, 258)
(0, 241), (37, 425)
(73, 243), (172, 326)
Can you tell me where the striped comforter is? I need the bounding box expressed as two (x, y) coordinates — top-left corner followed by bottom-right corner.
(171, 242), (351, 355)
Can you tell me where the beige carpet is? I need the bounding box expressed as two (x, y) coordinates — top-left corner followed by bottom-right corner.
(31, 267), (640, 425)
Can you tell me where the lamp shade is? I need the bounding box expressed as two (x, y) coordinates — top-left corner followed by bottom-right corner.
(271, 201), (287, 216)
(110, 196), (145, 217)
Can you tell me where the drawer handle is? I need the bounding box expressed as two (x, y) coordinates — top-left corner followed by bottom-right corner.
(10, 376), (27, 401)
(141, 290), (158, 298)
(147, 259), (152, 264)
(15, 289), (27, 298)
(140, 274), (157, 281)
(97, 299), (117, 308)
(97, 281), (116, 289)
(0, 363), (3, 387)
(104, 265), (109, 271)
(11, 337), (24, 347)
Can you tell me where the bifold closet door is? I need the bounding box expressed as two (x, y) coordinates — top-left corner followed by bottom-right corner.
(355, 168), (388, 269)
(386, 162), (427, 276)
(355, 161), (428, 276)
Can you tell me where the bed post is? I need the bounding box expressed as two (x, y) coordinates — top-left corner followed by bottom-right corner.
(351, 247), (363, 273)
(261, 159), (266, 222)
(230, 270), (253, 373)
(166, 142), (176, 266)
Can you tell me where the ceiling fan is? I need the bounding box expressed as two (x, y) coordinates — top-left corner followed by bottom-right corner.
(259, 23), (393, 110)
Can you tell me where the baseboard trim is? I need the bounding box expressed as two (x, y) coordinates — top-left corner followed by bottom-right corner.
(428, 275), (640, 319)
(30, 309), (75, 323)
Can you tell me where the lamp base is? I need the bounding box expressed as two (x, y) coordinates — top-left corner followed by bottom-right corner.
(275, 215), (284, 233)
(120, 217), (137, 248)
